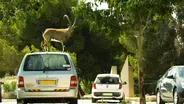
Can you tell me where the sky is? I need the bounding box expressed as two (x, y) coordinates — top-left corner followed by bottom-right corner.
(85, 0), (108, 10)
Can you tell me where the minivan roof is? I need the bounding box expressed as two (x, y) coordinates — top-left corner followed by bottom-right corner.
(26, 52), (69, 55)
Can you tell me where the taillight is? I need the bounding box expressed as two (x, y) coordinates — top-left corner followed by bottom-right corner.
(70, 76), (77, 88)
(92, 83), (96, 89)
(18, 76), (24, 88)
(119, 83), (122, 89)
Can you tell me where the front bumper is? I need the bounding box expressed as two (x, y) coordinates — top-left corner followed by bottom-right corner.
(17, 88), (78, 99)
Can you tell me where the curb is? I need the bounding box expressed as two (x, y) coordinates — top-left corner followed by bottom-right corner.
(2, 92), (16, 99)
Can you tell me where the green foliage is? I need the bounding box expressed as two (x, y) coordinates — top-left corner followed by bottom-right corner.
(21, 45), (40, 55)
(0, 38), (22, 75)
(119, 32), (137, 54)
(73, 0), (125, 81)
(67, 52), (77, 67)
(80, 79), (92, 94)
(0, 76), (16, 92)
(0, 0), (184, 95)
(143, 23), (177, 77)
(3, 83), (11, 92)
(128, 55), (138, 78)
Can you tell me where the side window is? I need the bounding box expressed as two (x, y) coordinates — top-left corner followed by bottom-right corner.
(179, 67), (184, 78)
(172, 68), (176, 77)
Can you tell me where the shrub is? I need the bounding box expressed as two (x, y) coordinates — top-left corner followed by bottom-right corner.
(80, 79), (92, 94)
(2, 81), (16, 92)
(2, 83), (11, 92)
(0, 76), (17, 92)
(10, 81), (16, 92)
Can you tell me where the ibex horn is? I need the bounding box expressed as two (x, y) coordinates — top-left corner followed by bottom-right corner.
(72, 17), (77, 27)
(63, 15), (71, 26)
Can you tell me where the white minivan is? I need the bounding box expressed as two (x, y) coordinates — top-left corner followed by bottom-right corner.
(16, 52), (79, 104)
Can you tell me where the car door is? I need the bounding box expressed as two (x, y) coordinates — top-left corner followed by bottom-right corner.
(165, 67), (176, 100)
(160, 68), (171, 99)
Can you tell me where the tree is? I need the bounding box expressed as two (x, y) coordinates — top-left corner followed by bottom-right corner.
(1, 0), (183, 96)
(0, 38), (21, 76)
(90, 0), (176, 103)
(123, 1), (174, 103)
(73, 1), (125, 81)
(172, 1), (184, 64)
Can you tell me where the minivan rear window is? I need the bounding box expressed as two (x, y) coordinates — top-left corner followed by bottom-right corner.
(96, 77), (119, 84)
(23, 54), (70, 71)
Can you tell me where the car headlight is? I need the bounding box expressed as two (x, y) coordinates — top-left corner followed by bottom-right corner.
(181, 82), (184, 88)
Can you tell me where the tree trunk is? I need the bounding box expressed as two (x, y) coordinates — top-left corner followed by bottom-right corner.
(137, 28), (146, 104)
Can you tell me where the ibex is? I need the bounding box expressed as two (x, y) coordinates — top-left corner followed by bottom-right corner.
(42, 15), (76, 51)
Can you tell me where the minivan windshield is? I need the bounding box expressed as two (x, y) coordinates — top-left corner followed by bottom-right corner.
(23, 54), (70, 71)
(96, 77), (119, 84)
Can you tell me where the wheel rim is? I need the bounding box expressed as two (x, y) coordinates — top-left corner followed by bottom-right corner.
(174, 91), (178, 104)
(157, 91), (160, 104)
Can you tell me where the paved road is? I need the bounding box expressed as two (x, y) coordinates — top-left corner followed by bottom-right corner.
(0, 99), (159, 104)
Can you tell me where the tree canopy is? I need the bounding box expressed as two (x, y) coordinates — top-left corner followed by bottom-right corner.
(0, 0), (184, 97)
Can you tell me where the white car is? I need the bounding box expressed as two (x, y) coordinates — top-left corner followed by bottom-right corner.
(91, 74), (126, 103)
(16, 52), (79, 104)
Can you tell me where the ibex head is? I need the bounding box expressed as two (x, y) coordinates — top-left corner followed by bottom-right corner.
(63, 15), (76, 33)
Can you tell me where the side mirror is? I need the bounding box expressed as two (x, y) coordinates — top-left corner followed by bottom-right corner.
(167, 75), (175, 79)
(122, 81), (127, 85)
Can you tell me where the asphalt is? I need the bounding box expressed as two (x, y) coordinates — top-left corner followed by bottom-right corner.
(0, 99), (158, 104)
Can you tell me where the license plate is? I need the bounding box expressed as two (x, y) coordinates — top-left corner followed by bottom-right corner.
(39, 80), (56, 85)
(103, 93), (112, 96)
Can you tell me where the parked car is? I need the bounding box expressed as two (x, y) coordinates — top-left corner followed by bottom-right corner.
(91, 74), (126, 103)
(155, 65), (184, 104)
(16, 52), (79, 104)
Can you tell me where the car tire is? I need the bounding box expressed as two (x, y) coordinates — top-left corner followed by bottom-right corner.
(69, 98), (77, 104)
(156, 90), (165, 104)
(174, 89), (182, 104)
(92, 98), (97, 103)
